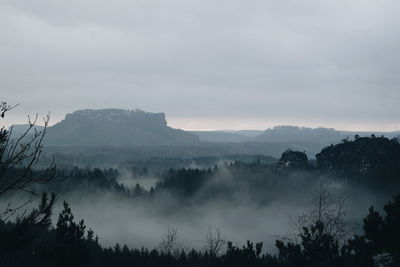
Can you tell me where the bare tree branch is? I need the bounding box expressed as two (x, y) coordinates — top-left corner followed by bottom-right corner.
(202, 222), (227, 256)
(0, 102), (57, 218)
(290, 181), (355, 244)
(159, 225), (180, 257)
(0, 102), (18, 119)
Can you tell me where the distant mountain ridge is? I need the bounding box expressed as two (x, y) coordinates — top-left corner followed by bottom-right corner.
(253, 126), (343, 145)
(11, 109), (399, 158)
(44, 108), (199, 146)
(189, 131), (252, 143)
(193, 126), (400, 145)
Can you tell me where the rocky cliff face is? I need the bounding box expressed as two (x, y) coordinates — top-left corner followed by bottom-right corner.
(45, 108), (199, 146)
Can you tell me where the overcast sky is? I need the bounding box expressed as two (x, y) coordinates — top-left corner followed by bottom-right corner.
(1, 0), (399, 131)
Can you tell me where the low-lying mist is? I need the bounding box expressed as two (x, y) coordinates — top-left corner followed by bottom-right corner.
(43, 166), (390, 253)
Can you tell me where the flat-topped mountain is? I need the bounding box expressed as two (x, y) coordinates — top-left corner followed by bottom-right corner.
(45, 108), (199, 146)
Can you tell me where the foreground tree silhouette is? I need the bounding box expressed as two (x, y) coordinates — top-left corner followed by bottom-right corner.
(223, 240), (265, 267)
(55, 201), (88, 266)
(0, 192), (399, 266)
(275, 183), (355, 267)
(276, 221), (341, 267)
(0, 192), (55, 257)
(0, 101), (59, 265)
(0, 101), (56, 217)
(203, 223), (226, 256)
(362, 194), (400, 265)
(159, 225), (180, 257)
(293, 183), (354, 244)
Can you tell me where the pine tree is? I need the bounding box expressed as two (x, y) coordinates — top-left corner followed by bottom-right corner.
(55, 201), (88, 266)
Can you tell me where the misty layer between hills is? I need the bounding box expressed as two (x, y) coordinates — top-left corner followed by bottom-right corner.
(30, 168), (388, 252)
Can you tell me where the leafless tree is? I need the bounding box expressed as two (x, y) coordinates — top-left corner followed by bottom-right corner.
(0, 101), (56, 218)
(0, 102), (18, 119)
(202, 223), (227, 256)
(159, 225), (180, 256)
(291, 181), (355, 244)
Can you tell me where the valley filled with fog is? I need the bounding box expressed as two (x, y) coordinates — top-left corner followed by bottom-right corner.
(1, 107), (400, 267)
(55, 170), (388, 252)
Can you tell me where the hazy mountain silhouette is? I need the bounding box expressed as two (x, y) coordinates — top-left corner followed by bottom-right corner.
(189, 130), (265, 143)
(44, 109), (199, 146)
(8, 124), (45, 137)
(253, 126), (343, 144)
(11, 110), (398, 164)
(192, 126), (343, 145)
(189, 131), (252, 143)
(253, 125), (400, 144)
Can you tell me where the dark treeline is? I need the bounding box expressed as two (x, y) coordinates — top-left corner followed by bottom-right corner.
(153, 136), (400, 200)
(1, 192), (400, 266)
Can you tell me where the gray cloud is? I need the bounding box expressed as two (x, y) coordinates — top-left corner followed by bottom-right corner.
(1, 0), (399, 130)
